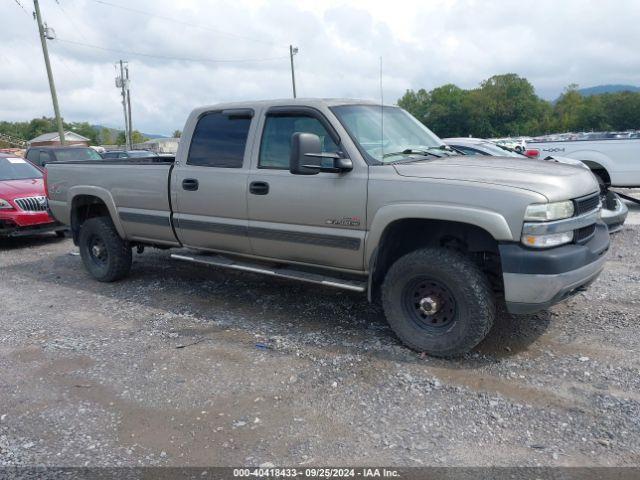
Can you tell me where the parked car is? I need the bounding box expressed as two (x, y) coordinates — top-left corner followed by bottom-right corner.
(46, 99), (608, 357)
(526, 135), (640, 188)
(444, 137), (628, 232)
(25, 146), (104, 168)
(0, 153), (66, 237)
(490, 137), (527, 153)
(102, 150), (158, 159)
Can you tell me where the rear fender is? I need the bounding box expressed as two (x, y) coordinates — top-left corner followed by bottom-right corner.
(68, 186), (126, 238)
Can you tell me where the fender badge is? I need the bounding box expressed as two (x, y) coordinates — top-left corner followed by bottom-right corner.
(326, 216), (361, 227)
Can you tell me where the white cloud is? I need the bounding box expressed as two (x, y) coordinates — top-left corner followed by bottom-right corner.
(1, 0), (639, 135)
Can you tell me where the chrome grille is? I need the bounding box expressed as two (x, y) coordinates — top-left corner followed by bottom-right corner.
(14, 196), (48, 212)
(574, 193), (600, 216)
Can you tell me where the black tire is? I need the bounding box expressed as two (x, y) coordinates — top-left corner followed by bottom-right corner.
(78, 216), (132, 282)
(381, 247), (495, 357)
(593, 170), (608, 193)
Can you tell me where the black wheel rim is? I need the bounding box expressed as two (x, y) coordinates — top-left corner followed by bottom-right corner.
(402, 277), (457, 331)
(87, 234), (108, 267)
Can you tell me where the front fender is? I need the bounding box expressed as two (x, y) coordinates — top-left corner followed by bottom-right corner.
(365, 203), (513, 269)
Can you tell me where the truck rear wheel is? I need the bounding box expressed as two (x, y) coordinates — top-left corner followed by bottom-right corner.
(381, 247), (495, 357)
(79, 216), (132, 282)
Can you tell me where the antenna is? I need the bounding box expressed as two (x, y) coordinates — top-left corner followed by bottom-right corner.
(380, 56), (384, 158)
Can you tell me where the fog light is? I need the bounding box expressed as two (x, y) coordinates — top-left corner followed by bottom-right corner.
(522, 231), (573, 248)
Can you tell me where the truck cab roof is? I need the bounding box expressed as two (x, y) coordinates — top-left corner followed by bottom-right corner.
(191, 98), (381, 113)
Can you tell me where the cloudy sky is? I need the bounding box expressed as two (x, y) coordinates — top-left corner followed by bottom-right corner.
(2, 0), (640, 136)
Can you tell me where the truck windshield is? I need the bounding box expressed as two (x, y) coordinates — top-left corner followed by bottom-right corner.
(331, 105), (446, 164)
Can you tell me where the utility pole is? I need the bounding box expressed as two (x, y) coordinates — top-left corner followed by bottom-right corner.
(125, 64), (133, 149)
(33, 0), (65, 145)
(289, 45), (298, 98)
(116, 60), (130, 149)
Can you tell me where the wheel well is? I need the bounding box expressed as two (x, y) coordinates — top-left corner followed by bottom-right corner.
(70, 195), (110, 244)
(370, 219), (502, 302)
(581, 161), (611, 186)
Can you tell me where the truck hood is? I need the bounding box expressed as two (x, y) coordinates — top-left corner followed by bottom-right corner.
(0, 178), (45, 200)
(393, 156), (598, 201)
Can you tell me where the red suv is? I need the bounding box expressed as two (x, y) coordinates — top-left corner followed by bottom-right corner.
(0, 153), (66, 237)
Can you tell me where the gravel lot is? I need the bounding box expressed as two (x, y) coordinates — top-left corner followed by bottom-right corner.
(1, 200), (639, 468)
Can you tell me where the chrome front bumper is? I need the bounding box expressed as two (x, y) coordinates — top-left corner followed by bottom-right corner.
(503, 250), (607, 314)
(500, 221), (610, 314)
(600, 194), (628, 233)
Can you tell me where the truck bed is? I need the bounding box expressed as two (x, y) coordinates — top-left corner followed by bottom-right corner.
(526, 138), (640, 187)
(46, 158), (180, 246)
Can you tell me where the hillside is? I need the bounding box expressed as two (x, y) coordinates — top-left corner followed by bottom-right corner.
(92, 124), (167, 140)
(577, 84), (640, 96)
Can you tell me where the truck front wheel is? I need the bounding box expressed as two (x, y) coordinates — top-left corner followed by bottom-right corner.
(381, 247), (495, 357)
(79, 216), (132, 282)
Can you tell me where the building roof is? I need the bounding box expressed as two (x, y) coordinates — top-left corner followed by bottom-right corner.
(29, 131), (91, 143)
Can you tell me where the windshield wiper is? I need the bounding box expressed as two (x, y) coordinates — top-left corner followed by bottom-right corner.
(382, 148), (442, 160)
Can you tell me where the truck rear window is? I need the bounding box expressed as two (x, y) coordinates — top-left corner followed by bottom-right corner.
(187, 112), (252, 168)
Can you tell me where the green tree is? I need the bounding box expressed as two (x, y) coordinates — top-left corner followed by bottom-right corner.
(601, 91), (640, 130)
(115, 131), (126, 145)
(554, 84), (583, 131)
(424, 84), (470, 137)
(26, 117), (58, 140)
(397, 88), (430, 123)
(131, 130), (148, 144)
(68, 122), (99, 144)
(100, 128), (114, 145)
(477, 74), (541, 136)
(172, 130), (182, 138)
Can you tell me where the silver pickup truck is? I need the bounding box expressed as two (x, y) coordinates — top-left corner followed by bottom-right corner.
(46, 99), (609, 357)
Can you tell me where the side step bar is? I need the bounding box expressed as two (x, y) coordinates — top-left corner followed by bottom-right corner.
(171, 253), (367, 293)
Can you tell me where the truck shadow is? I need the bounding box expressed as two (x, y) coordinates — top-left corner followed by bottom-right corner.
(4, 248), (551, 367)
(0, 233), (67, 251)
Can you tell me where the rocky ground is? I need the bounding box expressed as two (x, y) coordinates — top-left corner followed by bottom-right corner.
(0, 201), (639, 468)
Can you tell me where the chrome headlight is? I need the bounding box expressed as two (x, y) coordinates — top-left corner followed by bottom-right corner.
(0, 198), (14, 210)
(524, 200), (574, 221)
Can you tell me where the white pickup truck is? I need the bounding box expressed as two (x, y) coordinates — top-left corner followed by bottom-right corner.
(526, 137), (640, 188)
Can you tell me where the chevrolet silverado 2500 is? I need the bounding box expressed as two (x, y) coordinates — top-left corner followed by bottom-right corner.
(46, 99), (609, 357)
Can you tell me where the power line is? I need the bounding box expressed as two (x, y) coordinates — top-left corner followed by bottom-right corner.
(54, 38), (289, 64)
(54, 0), (91, 43)
(89, 0), (279, 46)
(13, 0), (30, 15)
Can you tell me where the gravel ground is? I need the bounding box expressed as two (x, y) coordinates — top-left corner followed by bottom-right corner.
(0, 201), (639, 467)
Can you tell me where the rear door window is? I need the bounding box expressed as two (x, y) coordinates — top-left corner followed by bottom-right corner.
(187, 111), (252, 168)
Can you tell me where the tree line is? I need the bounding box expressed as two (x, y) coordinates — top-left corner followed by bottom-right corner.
(0, 117), (148, 147)
(397, 74), (640, 139)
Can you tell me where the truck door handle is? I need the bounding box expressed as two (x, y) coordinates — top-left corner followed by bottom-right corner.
(182, 178), (199, 191)
(250, 181), (269, 195)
